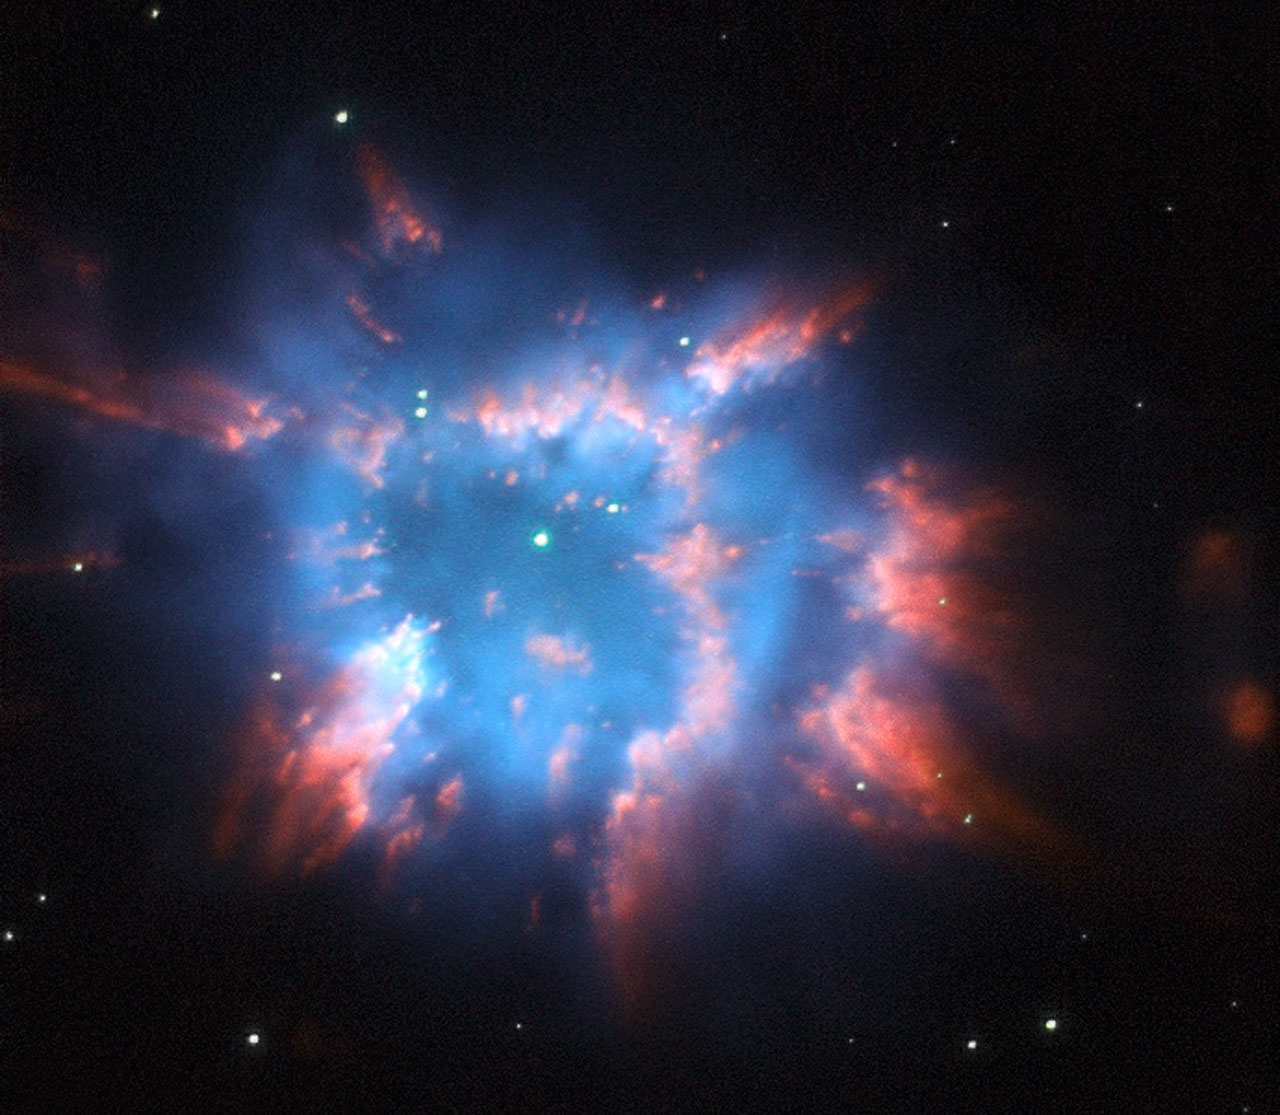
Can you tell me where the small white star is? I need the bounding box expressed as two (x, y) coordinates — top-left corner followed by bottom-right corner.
(679, 336), (690, 347)
(37, 893), (47, 904)
(3, 929), (14, 943)
(149, 7), (160, 19)
(963, 813), (973, 825)
(1044, 1018), (1058, 1031)
(246, 1032), (261, 1046)
(966, 1039), (978, 1050)
(855, 781), (866, 792)
(270, 670), (282, 682)
(940, 220), (951, 229)
(72, 562), (84, 573)
(335, 109), (350, 125)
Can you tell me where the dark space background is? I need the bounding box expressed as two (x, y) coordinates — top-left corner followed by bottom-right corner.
(1, 3), (1276, 1111)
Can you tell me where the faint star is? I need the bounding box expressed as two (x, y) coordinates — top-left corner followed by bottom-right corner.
(1044, 1018), (1058, 1031)
(335, 109), (350, 125)
(966, 1039), (978, 1050)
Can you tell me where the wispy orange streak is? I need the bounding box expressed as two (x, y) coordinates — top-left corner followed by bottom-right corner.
(0, 360), (284, 451)
(636, 523), (735, 629)
(376, 772), (465, 890)
(346, 292), (401, 344)
(596, 525), (746, 1011)
(379, 796), (426, 892)
(327, 406), (403, 487)
(525, 633), (593, 673)
(451, 373), (717, 506)
(357, 143), (442, 258)
(797, 664), (1070, 857)
(799, 666), (963, 830)
(214, 619), (427, 875)
(548, 724), (582, 802)
(289, 520), (384, 568)
(434, 774), (464, 827)
(469, 381), (590, 442)
(593, 728), (699, 1017)
(863, 460), (1075, 736)
(687, 279), (875, 395)
(637, 524), (742, 737)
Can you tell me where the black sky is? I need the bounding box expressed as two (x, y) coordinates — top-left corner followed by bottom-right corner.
(2, 3), (1277, 1111)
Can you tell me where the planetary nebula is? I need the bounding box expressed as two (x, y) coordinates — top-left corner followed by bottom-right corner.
(4, 141), (1078, 1010)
